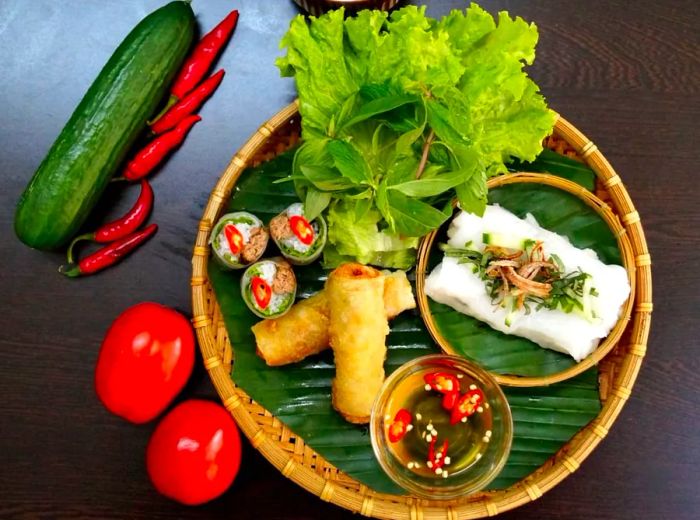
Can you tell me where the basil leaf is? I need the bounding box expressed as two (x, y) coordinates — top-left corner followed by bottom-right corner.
(342, 93), (419, 130)
(299, 165), (353, 191)
(304, 187), (331, 220)
(389, 168), (470, 197)
(426, 98), (470, 146)
(386, 189), (450, 237)
(455, 169), (488, 216)
(327, 139), (374, 186)
(375, 180), (393, 230)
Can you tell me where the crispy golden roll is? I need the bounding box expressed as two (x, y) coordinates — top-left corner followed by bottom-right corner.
(252, 292), (329, 366)
(382, 270), (417, 318)
(253, 270), (415, 366)
(327, 263), (389, 424)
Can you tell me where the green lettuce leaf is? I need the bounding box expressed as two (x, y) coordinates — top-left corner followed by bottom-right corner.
(277, 4), (555, 268)
(325, 200), (418, 269)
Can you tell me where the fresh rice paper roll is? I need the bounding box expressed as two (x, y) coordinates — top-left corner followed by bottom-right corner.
(252, 270), (415, 366)
(241, 258), (297, 319)
(210, 211), (269, 269)
(327, 263), (389, 424)
(269, 203), (327, 265)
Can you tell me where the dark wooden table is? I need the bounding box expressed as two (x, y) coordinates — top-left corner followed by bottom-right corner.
(1, 0), (698, 518)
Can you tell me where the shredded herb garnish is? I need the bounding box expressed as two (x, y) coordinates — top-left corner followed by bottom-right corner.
(440, 240), (597, 315)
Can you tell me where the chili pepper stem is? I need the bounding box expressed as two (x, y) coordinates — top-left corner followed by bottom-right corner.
(66, 233), (95, 265)
(58, 263), (82, 278)
(148, 94), (179, 125)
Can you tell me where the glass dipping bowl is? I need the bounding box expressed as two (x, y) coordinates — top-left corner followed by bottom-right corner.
(370, 354), (513, 499)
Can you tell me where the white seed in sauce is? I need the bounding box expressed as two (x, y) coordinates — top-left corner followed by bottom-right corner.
(469, 384), (477, 390)
(477, 406), (484, 413)
(486, 430), (492, 437)
(406, 424), (414, 432)
(424, 384), (431, 391)
(426, 434), (433, 442)
(407, 462), (415, 469)
(444, 457), (451, 465)
(457, 374), (464, 379)
(442, 472), (449, 479)
(427, 461), (434, 469)
(416, 413), (422, 421)
(436, 467), (443, 475)
(461, 417), (467, 423)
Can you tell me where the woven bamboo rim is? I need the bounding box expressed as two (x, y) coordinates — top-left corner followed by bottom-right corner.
(415, 173), (636, 387)
(191, 101), (653, 518)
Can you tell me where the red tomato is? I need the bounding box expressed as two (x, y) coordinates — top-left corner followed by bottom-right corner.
(146, 400), (241, 505)
(95, 302), (195, 424)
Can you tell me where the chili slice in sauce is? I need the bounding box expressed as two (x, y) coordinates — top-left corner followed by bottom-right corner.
(428, 437), (449, 470)
(450, 389), (485, 425)
(289, 215), (314, 245)
(251, 276), (272, 309)
(441, 391), (459, 411)
(387, 408), (412, 443)
(424, 372), (460, 394)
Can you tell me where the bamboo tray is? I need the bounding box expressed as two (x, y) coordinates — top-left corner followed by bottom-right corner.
(190, 100), (653, 518)
(415, 172), (637, 387)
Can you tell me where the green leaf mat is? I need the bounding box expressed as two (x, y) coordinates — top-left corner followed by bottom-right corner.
(208, 148), (606, 494)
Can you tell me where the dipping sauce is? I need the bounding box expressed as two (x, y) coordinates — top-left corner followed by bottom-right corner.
(383, 367), (493, 480)
(370, 354), (512, 499)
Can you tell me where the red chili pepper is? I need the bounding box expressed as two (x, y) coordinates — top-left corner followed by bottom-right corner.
(442, 391), (459, 411)
(251, 276), (272, 309)
(66, 180), (154, 263)
(124, 115), (201, 181)
(60, 224), (157, 278)
(171, 10), (239, 101)
(428, 437), (449, 470)
(224, 223), (243, 255)
(150, 70), (225, 135)
(450, 389), (485, 425)
(424, 372), (460, 394)
(289, 215), (315, 245)
(387, 408), (412, 443)
(95, 180), (154, 242)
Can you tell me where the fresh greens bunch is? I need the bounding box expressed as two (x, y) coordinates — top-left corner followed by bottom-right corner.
(276, 5), (556, 268)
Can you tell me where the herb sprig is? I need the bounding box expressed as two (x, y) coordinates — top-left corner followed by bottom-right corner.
(441, 241), (598, 316)
(277, 5), (556, 268)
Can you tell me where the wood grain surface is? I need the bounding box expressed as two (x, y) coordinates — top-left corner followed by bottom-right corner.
(1, 0), (698, 518)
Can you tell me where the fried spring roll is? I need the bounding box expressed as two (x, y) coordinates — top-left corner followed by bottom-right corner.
(382, 270), (417, 318)
(252, 270), (415, 366)
(327, 263), (389, 424)
(253, 292), (330, 366)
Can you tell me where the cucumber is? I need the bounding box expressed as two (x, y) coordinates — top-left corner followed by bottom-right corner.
(15, 1), (195, 250)
(482, 232), (527, 250)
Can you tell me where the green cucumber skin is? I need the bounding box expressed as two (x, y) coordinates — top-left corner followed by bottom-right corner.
(14, 1), (195, 250)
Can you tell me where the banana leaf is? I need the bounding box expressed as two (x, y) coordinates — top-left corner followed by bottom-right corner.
(508, 149), (596, 191)
(208, 147), (605, 494)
